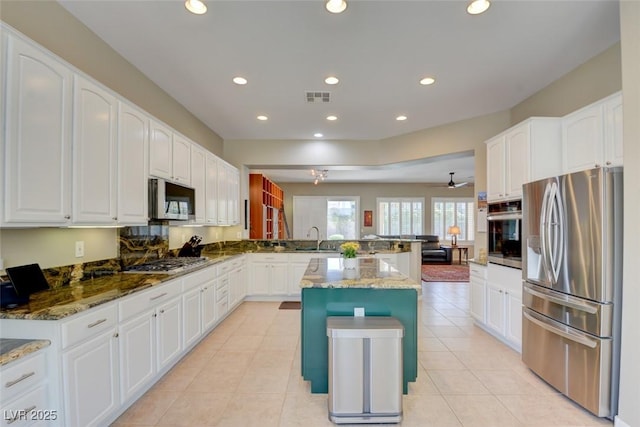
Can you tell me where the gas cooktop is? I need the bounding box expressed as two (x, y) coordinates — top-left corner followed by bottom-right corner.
(123, 257), (210, 274)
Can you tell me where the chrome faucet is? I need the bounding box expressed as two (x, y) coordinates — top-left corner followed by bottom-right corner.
(307, 226), (321, 251)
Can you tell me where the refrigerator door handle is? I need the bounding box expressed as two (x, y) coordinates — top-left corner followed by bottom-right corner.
(524, 283), (598, 314)
(540, 182), (552, 283)
(523, 310), (598, 349)
(549, 182), (564, 282)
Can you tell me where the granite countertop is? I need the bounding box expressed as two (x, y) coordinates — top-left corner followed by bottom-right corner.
(0, 338), (51, 366)
(0, 254), (238, 321)
(300, 257), (421, 290)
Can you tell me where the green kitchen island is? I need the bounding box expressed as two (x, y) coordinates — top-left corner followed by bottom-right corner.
(300, 257), (421, 394)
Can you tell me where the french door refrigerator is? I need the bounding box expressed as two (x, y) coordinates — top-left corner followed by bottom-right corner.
(522, 167), (623, 418)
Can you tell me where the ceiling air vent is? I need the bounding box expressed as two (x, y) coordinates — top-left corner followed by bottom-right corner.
(306, 91), (331, 103)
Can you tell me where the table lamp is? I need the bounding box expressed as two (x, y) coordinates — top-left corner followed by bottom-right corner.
(448, 225), (461, 246)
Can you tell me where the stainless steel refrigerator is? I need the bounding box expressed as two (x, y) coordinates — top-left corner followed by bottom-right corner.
(522, 167), (623, 418)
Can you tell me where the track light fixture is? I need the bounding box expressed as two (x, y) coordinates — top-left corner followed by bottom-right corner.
(311, 169), (328, 185)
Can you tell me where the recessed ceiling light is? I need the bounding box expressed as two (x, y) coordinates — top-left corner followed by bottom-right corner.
(257, 115), (268, 121)
(420, 77), (436, 85)
(396, 115), (407, 121)
(467, 0), (490, 15)
(325, 76), (339, 85)
(233, 76), (248, 85)
(326, 115), (338, 121)
(325, 0), (347, 14)
(185, 0), (207, 15)
(314, 133), (324, 138)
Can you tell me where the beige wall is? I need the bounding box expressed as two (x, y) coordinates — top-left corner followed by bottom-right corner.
(511, 43), (622, 124)
(617, 2), (639, 427)
(0, 0), (223, 155)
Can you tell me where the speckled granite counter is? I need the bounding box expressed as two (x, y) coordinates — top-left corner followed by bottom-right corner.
(300, 257), (421, 290)
(0, 338), (50, 366)
(300, 257), (419, 394)
(0, 255), (237, 321)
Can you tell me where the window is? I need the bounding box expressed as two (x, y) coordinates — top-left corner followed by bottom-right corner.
(292, 196), (359, 239)
(377, 197), (424, 236)
(327, 199), (357, 239)
(432, 197), (475, 242)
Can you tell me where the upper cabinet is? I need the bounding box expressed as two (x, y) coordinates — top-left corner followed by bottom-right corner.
(72, 76), (118, 225)
(190, 144), (207, 224)
(2, 33), (73, 226)
(486, 118), (562, 202)
(117, 101), (149, 225)
(562, 92), (622, 173)
(149, 122), (191, 185)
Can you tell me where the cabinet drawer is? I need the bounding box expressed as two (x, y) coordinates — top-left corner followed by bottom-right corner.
(119, 279), (182, 321)
(217, 261), (232, 276)
(470, 265), (487, 280)
(183, 266), (215, 291)
(61, 303), (117, 349)
(216, 298), (229, 318)
(249, 254), (288, 263)
(229, 256), (244, 269)
(1, 385), (49, 427)
(0, 353), (46, 403)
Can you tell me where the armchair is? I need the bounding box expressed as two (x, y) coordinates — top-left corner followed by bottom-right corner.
(416, 235), (452, 265)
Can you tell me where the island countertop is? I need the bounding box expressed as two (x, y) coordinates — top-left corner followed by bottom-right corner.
(300, 257), (421, 290)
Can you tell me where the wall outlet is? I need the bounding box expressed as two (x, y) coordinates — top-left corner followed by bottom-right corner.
(75, 241), (85, 258)
(236, 231), (241, 238)
(354, 307), (365, 317)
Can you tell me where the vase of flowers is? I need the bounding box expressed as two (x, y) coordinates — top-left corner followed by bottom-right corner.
(340, 241), (360, 269)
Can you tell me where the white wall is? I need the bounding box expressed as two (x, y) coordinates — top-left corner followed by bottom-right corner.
(617, 2), (640, 427)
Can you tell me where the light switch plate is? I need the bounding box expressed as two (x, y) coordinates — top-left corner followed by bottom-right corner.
(75, 241), (85, 258)
(354, 307), (365, 317)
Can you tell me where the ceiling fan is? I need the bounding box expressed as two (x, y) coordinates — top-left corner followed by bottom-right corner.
(447, 172), (468, 188)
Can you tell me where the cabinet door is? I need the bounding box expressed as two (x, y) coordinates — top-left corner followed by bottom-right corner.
(505, 124), (530, 199)
(72, 76), (117, 224)
(205, 154), (218, 224)
(149, 120), (173, 179)
(505, 291), (522, 350)
(4, 35), (72, 225)
(217, 159), (229, 225)
(228, 267), (244, 305)
(190, 145), (207, 224)
(604, 94), (623, 167)
(227, 165), (240, 225)
(270, 263), (289, 295)
(201, 281), (217, 331)
(562, 104), (604, 173)
(119, 310), (155, 403)
(485, 283), (505, 336)
(182, 287), (202, 349)
(172, 134), (191, 184)
(63, 329), (119, 427)
(156, 298), (182, 371)
(117, 102), (149, 225)
(289, 262), (309, 296)
(469, 277), (486, 323)
(486, 136), (506, 201)
(249, 262), (270, 295)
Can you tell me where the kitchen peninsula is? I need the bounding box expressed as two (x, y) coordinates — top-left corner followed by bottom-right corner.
(300, 257), (421, 394)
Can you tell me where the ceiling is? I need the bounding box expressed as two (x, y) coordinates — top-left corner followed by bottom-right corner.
(58, 0), (620, 184)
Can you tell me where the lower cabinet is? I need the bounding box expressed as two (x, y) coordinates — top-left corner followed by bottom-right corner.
(482, 263), (523, 352)
(182, 287), (202, 350)
(62, 328), (119, 427)
(249, 255), (289, 296)
(469, 263), (487, 323)
(156, 297), (182, 371)
(119, 310), (155, 403)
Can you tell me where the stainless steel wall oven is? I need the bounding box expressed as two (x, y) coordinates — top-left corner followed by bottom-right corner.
(486, 200), (522, 269)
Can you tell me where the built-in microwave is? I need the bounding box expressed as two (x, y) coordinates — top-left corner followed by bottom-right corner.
(149, 178), (195, 221)
(487, 200), (522, 269)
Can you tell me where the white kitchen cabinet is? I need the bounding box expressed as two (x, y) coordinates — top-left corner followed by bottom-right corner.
(182, 287), (202, 349)
(215, 275), (230, 320)
(156, 297), (182, 372)
(469, 263), (487, 323)
(562, 92), (622, 173)
(149, 120), (173, 180)
(289, 260), (310, 297)
(486, 118), (561, 202)
(171, 133), (191, 185)
(205, 153), (218, 224)
(484, 263), (522, 352)
(201, 281), (217, 332)
(190, 144), (207, 224)
(227, 164), (240, 225)
(118, 310), (155, 403)
(249, 254), (289, 297)
(62, 328), (119, 427)
(117, 102), (149, 225)
(2, 33), (73, 226)
(72, 75), (117, 225)
(228, 257), (247, 307)
(217, 159), (229, 225)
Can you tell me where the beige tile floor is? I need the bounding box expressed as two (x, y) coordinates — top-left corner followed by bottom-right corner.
(112, 281), (613, 427)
